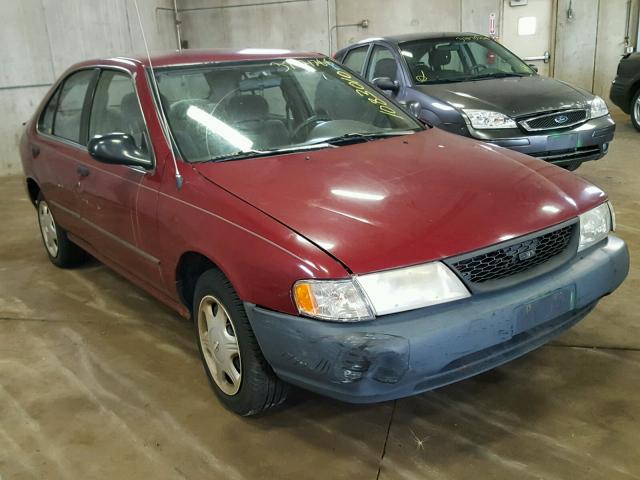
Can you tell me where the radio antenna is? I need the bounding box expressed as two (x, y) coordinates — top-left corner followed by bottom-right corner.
(132, 0), (183, 189)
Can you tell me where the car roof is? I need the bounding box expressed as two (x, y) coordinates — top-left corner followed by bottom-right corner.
(340, 32), (484, 50)
(72, 48), (325, 70)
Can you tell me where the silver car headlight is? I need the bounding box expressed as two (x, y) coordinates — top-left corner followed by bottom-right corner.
(293, 262), (470, 321)
(578, 202), (614, 252)
(462, 109), (517, 129)
(590, 96), (609, 119)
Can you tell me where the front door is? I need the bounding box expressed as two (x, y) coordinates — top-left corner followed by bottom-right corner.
(78, 68), (163, 288)
(501, 0), (553, 76)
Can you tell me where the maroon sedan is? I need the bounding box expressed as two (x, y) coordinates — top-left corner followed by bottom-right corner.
(20, 49), (628, 415)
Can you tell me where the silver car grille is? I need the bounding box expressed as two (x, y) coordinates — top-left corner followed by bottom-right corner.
(519, 109), (588, 132)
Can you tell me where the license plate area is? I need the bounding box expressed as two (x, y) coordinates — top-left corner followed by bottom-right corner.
(514, 286), (576, 335)
(547, 133), (578, 150)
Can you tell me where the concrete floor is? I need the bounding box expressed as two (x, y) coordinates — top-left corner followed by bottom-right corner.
(1, 108), (638, 480)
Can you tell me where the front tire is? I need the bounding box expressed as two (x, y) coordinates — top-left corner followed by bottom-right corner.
(193, 269), (288, 415)
(631, 89), (640, 132)
(36, 194), (87, 268)
(564, 160), (582, 172)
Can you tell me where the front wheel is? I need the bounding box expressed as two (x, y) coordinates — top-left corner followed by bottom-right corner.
(631, 89), (640, 132)
(36, 194), (87, 268)
(193, 269), (288, 415)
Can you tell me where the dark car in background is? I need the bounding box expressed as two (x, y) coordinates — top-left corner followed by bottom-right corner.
(610, 52), (640, 130)
(336, 33), (616, 171)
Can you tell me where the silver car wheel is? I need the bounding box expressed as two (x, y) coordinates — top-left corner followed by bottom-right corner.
(38, 200), (59, 257)
(197, 294), (242, 395)
(634, 96), (640, 125)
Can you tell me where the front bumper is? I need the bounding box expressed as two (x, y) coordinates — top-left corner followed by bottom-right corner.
(610, 80), (631, 113)
(470, 114), (616, 167)
(245, 235), (629, 404)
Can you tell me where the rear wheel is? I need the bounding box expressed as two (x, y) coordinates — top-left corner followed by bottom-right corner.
(193, 269), (288, 415)
(36, 194), (87, 268)
(631, 89), (640, 132)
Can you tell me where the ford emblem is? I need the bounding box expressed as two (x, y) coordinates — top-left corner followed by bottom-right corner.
(554, 115), (569, 124)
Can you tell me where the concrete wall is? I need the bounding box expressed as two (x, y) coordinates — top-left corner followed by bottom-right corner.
(0, 0), (177, 176)
(178, 0), (335, 53)
(554, 0), (638, 97)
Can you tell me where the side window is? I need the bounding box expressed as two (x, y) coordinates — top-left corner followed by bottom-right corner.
(53, 70), (95, 144)
(342, 46), (369, 74)
(38, 87), (61, 135)
(89, 70), (150, 159)
(367, 46), (399, 82)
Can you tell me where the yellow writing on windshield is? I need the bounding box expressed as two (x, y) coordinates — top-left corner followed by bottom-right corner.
(335, 70), (403, 119)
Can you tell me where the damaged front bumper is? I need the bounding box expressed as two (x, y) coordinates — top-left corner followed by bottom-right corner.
(244, 235), (629, 404)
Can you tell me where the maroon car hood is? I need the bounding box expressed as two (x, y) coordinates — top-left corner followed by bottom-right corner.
(194, 128), (606, 274)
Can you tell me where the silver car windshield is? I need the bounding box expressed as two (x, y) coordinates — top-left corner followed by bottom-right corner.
(154, 58), (423, 163)
(400, 36), (535, 85)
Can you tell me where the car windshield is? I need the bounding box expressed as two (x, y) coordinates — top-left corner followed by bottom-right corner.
(400, 35), (535, 85)
(154, 58), (423, 162)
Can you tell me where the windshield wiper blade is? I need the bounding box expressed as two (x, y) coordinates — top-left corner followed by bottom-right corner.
(313, 130), (416, 146)
(211, 143), (335, 163)
(471, 72), (525, 80)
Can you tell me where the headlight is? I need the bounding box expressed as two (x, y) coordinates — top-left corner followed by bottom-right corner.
(462, 109), (517, 129)
(293, 279), (373, 322)
(578, 202), (613, 252)
(590, 96), (609, 119)
(293, 262), (470, 321)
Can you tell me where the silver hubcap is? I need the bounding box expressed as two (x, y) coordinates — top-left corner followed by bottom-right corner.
(197, 295), (242, 395)
(38, 200), (58, 257)
(635, 97), (640, 124)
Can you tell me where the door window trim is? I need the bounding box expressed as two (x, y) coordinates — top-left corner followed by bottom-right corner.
(342, 43), (373, 76)
(364, 41), (410, 87)
(87, 66), (156, 170)
(36, 65), (156, 173)
(36, 67), (99, 148)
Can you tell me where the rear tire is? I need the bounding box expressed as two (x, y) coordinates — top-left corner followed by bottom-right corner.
(193, 268), (288, 415)
(631, 89), (640, 132)
(36, 193), (87, 268)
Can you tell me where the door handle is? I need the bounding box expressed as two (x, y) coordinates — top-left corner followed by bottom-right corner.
(30, 143), (40, 158)
(522, 51), (551, 63)
(77, 165), (90, 178)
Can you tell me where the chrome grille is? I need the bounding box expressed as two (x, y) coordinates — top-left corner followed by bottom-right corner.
(520, 109), (588, 132)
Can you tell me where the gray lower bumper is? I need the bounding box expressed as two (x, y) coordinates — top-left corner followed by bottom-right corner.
(245, 236), (629, 404)
(471, 115), (616, 166)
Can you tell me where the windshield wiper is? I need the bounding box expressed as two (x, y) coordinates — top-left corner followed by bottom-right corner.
(418, 78), (467, 85)
(470, 72), (526, 80)
(207, 131), (416, 162)
(310, 130), (416, 146)
(210, 143), (335, 163)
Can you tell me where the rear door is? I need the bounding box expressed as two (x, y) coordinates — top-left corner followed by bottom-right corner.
(34, 69), (98, 234)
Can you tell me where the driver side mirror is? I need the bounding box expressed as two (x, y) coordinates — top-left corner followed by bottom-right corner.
(528, 64), (539, 73)
(88, 133), (152, 170)
(373, 77), (400, 94)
